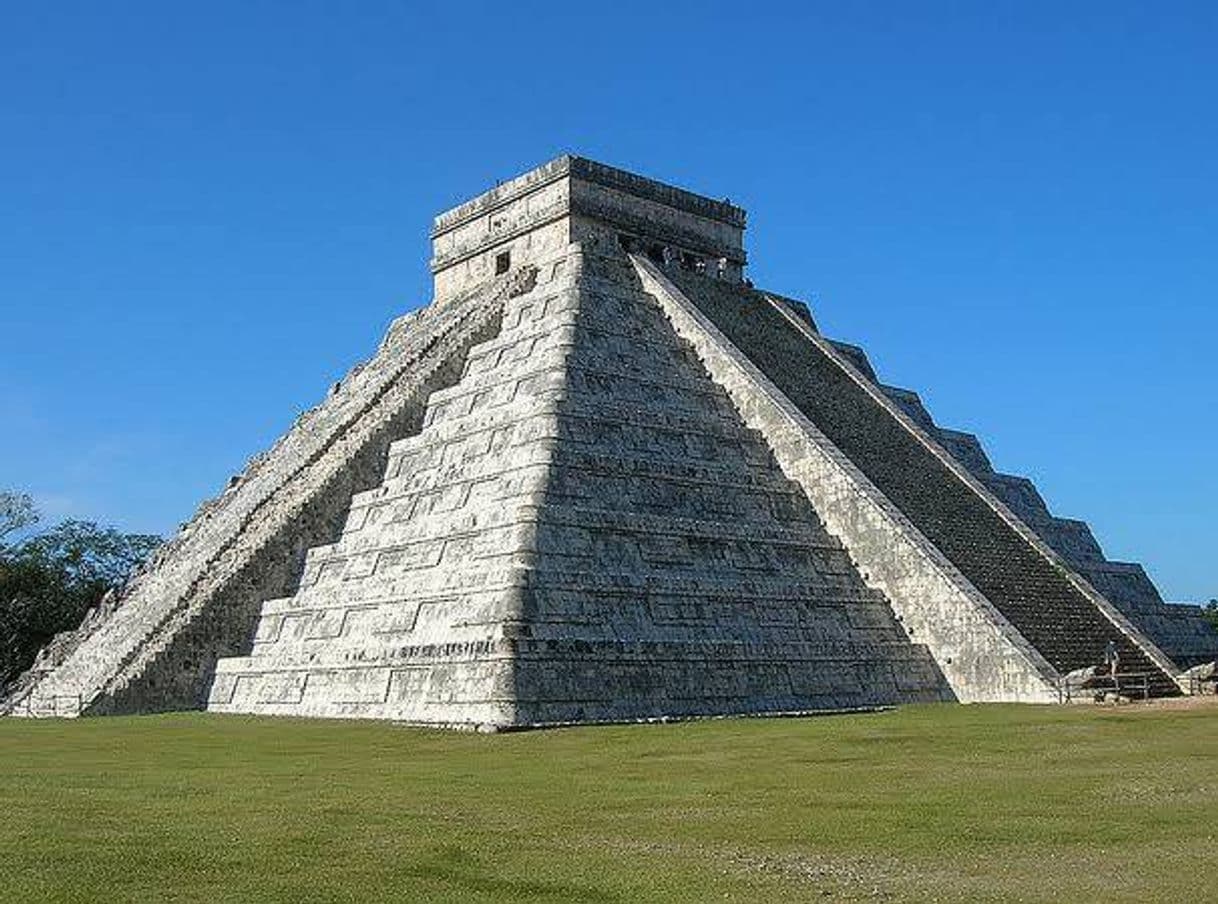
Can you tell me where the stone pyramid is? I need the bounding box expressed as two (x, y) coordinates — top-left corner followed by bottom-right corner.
(7, 156), (1212, 726)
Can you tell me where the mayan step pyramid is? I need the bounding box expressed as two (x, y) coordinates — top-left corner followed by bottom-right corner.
(6, 155), (1214, 726)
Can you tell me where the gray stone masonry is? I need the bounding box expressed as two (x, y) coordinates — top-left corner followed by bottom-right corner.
(634, 257), (1062, 703)
(656, 265), (1182, 696)
(9, 153), (1206, 725)
(854, 346), (1218, 668)
(430, 155), (746, 299)
(4, 276), (511, 717)
(209, 244), (951, 725)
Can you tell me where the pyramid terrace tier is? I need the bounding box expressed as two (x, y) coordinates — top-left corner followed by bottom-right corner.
(826, 307), (1218, 670)
(209, 636), (949, 726)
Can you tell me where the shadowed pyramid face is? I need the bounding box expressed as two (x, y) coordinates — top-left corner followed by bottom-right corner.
(8, 157), (1209, 725)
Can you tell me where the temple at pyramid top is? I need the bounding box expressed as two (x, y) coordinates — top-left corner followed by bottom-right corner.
(430, 155), (748, 298)
(5, 154), (1215, 725)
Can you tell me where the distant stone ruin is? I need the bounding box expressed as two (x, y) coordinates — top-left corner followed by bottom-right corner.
(6, 156), (1215, 726)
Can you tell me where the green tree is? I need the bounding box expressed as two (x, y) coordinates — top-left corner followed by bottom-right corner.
(0, 491), (160, 690)
(1204, 599), (1218, 632)
(0, 491), (38, 543)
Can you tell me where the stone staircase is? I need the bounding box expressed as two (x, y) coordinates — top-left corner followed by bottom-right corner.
(665, 270), (1182, 698)
(830, 338), (1218, 671)
(4, 280), (510, 717)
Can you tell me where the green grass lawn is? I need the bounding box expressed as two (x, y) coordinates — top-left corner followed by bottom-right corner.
(1, 703), (1215, 903)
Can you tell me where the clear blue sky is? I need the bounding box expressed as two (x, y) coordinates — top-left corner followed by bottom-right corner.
(2, 3), (1214, 601)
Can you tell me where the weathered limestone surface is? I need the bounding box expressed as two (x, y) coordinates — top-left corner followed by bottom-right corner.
(9, 153), (1203, 724)
(4, 281), (508, 717)
(635, 258), (1061, 703)
(209, 244), (951, 725)
(847, 349), (1218, 669)
(431, 156), (746, 300)
(515, 252), (949, 721)
(660, 267), (1181, 696)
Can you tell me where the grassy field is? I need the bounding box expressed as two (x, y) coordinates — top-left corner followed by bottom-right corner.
(1, 702), (1215, 903)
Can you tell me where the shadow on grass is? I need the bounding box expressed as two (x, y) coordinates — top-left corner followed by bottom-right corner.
(403, 845), (620, 902)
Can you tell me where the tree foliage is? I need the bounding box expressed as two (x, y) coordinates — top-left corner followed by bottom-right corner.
(14, 520), (161, 589)
(1204, 599), (1218, 633)
(0, 491), (160, 690)
(0, 491), (37, 543)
